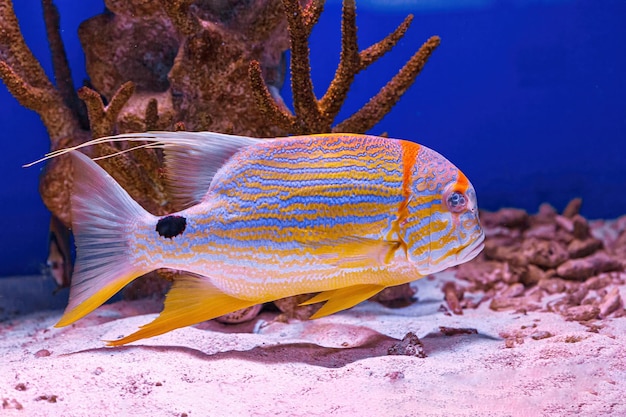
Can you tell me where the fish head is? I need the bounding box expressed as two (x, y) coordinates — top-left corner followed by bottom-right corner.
(402, 145), (485, 275)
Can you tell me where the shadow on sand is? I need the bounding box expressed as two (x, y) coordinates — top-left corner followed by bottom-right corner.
(67, 326), (500, 369)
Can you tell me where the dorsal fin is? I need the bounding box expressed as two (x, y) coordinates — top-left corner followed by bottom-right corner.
(25, 131), (263, 208)
(144, 131), (261, 208)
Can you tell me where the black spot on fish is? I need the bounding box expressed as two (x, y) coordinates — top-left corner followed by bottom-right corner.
(156, 215), (187, 239)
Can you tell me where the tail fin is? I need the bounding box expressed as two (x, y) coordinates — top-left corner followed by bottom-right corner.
(55, 151), (156, 327)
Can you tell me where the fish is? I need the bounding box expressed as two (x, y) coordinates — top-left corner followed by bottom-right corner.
(46, 215), (73, 292)
(31, 131), (485, 346)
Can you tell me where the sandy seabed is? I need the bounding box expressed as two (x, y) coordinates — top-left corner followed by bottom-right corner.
(1, 270), (625, 417)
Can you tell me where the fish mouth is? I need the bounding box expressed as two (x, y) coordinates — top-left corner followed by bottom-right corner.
(457, 231), (485, 263)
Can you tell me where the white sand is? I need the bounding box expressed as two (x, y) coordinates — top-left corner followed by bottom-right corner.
(1, 271), (625, 417)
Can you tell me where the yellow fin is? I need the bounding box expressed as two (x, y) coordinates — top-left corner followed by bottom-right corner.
(107, 274), (258, 346)
(55, 151), (154, 328)
(301, 284), (385, 319)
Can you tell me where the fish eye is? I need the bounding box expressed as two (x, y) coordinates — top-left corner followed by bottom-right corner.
(446, 191), (467, 213)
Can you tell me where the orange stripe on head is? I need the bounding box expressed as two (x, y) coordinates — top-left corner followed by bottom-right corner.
(388, 141), (421, 253)
(454, 169), (470, 194)
(400, 140), (420, 204)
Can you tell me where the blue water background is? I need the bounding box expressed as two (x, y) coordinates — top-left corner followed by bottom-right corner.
(0, 0), (624, 276)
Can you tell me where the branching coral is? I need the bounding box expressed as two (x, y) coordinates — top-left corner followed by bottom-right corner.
(2, 0), (440, 223)
(1, 0), (440, 313)
(0, 0), (87, 227)
(1, 0), (300, 225)
(249, 0), (441, 134)
(2, 0), (299, 297)
(79, 0), (294, 136)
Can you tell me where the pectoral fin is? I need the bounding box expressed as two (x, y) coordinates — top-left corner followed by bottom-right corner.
(300, 284), (385, 319)
(313, 236), (403, 269)
(107, 274), (259, 346)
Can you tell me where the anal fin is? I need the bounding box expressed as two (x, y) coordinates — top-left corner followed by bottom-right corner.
(107, 274), (258, 346)
(301, 284), (385, 319)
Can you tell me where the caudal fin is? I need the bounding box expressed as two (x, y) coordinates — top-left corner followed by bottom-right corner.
(56, 151), (155, 327)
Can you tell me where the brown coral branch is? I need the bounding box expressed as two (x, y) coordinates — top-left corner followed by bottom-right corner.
(77, 82), (135, 138)
(317, 0), (360, 126)
(77, 82), (170, 214)
(42, 0), (85, 126)
(162, 0), (199, 35)
(0, 0), (90, 227)
(359, 14), (413, 67)
(3, 0), (301, 299)
(144, 98), (160, 131)
(248, 60), (297, 132)
(282, 0), (321, 132)
(319, 10), (415, 127)
(302, 0), (325, 34)
(240, 0), (287, 42)
(0, 0), (51, 89)
(333, 35), (441, 133)
(250, 0), (439, 135)
(0, 62), (55, 112)
(0, 0), (78, 142)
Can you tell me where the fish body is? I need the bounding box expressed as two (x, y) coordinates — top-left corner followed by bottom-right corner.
(50, 132), (484, 345)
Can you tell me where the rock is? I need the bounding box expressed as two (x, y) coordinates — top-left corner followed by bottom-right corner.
(524, 223), (556, 240)
(455, 201), (624, 324)
(215, 304), (263, 324)
(370, 284), (417, 309)
(481, 208), (529, 229)
(566, 286), (589, 306)
(522, 239), (569, 268)
(564, 305), (599, 322)
(490, 292), (542, 311)
(273, 295), (322, 320)
(501, 283), (525, 298)
(598, 287), (622, 318)
(484, 243), (527, 266)
(534, 203), (558, 224)
(562, 198), (583, 218)
(455, 260), (515, 290)
(387, 332), (426, 358)
(442, 282), (464, 315)
(538, 277), (569, 294)
(438, 327), (478, 336)
(567, 238), (603, 258)
(572, 215), (591, 239)
(556, 252), (623, 281)
(531, 331), (553, 340)
(584, 274), (613, 290)
(554, 215), (574, 233)
(520, 264), (546, 287)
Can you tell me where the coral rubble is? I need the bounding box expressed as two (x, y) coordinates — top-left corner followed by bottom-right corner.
(453, 199), (626, 327)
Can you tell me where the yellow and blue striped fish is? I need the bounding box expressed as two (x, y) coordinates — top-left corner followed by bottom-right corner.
(42, 132), (484, 345)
